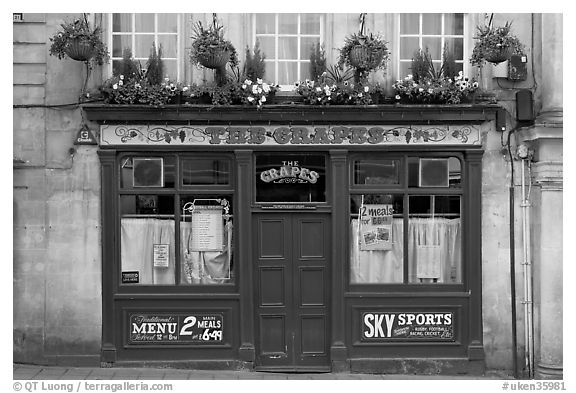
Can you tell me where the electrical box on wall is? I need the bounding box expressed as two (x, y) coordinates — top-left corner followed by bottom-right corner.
(516, 90), (534, 121)
(508, 55), (528, 81)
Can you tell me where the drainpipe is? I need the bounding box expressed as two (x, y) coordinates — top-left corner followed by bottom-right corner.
(517, 143), (534, 378)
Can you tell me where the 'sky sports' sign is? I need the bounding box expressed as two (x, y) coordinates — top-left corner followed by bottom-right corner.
(362, 312), (455, 341)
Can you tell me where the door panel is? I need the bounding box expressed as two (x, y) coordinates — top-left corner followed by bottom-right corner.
(254, 213), (330, 370)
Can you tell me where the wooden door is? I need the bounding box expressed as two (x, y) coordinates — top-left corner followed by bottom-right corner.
(253, 213), (331, 371)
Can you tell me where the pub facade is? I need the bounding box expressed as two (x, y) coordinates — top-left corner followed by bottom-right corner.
(13, 12), (563, 378)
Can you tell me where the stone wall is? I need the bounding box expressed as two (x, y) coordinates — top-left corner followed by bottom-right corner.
(13, 13), (102, 365)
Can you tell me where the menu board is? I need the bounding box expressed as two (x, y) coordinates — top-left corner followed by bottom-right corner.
(129, 313), (223, 344)
(190, 205), (224, 252)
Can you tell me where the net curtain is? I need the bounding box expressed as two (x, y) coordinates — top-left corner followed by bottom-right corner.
(350, 218), (461, 284)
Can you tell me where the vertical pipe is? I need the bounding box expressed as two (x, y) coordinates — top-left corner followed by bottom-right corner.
(509, 185), (518, 378)
(521, 158), (534, 378)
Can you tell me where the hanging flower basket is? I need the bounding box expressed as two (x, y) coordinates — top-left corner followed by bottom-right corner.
(484, 46), (514, 64)
(349, 46), (384, 70)
(64, 37), (95, 62)
(197, 50), (230, 69)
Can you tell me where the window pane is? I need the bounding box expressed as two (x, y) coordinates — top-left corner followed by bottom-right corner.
(163, 60), (177, 80)
(399, 61), (411, 78)
(350, 194), (404, 284)
(135, 35), (155, 58)
(135, 13), (155, 32)
(354, 159), (401, 185)
(400, 37), (419, 59)
(301, 13), (321, 34)
(120, 195), (175, 285)
(408, 157), (460, 188)
(444, 37), (463, 60)
(422, 37), (441, 59)
(300, 37), (320, 60)
(422, 13), (442, 35)
(278, 13), (298, 34)
(113, 13), (132, 32)
(263, 61), (276, 83)
(256, 13), (276, 34)
(182, 159), (231, 185)
(300, 62), (310, 81)
(444, 13), (464, 35)
(180, 196), (234, 285)
(401, 13), (419, 34)
(278, 61), (297, 85)
(158, 35), (177, 58)
(258, 37), (276, 60)
(112, 35), (132, 57)
(279, 37), (297, 59)
(256, 154), (326, 202)
(408, 195), (461, 284)
(157, 13), (177, 33)
(121, 156), (176, 189)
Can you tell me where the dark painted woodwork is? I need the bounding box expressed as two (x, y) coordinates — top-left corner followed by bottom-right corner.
(98, 149), (118, 363)
(83, 103), (500, 127)
(235, 150), (256, 362)
(253, 213), (331, 370)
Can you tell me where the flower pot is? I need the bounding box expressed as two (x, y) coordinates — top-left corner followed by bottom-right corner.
(197, 50), (230, 69)
(349, 46), (383, 70)
(65, 37), (94, 62)
(484, 46), (514, 64)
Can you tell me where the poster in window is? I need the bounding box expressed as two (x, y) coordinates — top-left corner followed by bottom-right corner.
(360, 204), (393, 251)
(190, 205), (224, 252)
(153, 244), (170, 268)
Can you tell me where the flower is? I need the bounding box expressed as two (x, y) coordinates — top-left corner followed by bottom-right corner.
(294, 80), (374, 106)
(470, 21), (524, 66)
(393, 73), (479, 104)
(48, 15), (110, 65)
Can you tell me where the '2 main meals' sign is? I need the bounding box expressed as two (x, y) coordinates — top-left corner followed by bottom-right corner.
(129, 313), (223, 344)
(362, 312), (455, 341)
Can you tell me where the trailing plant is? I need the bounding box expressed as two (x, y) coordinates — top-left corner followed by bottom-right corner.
(393, 71), (478, 104)
(146, 43), (164, 85)
(243, 41), (266, 81)
(338, 15), (389, 84)
(190, 16), (239, 68)
(309, 43), (327, 82)
(294, 79), (373, 106)
(49, 14), (109, 65)
(100, 74), (182, 106)
(470, 21), (524, 66)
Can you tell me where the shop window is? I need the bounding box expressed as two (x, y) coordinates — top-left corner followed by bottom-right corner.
(398, 13), (465, 78)
(110, 13), (180, 80)
(254, 13), (323, 87)
(350, 155), (463, 285)
(180, 196), (233, 285)
(350, 194), (404, 284)
(255, 153), (326, 203)
(353, 159), (401, 185)
(119, 154), (234, 286)
(408, 195), (461, 284)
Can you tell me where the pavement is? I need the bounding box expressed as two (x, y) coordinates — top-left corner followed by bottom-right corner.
(13, 363), (511, 380)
